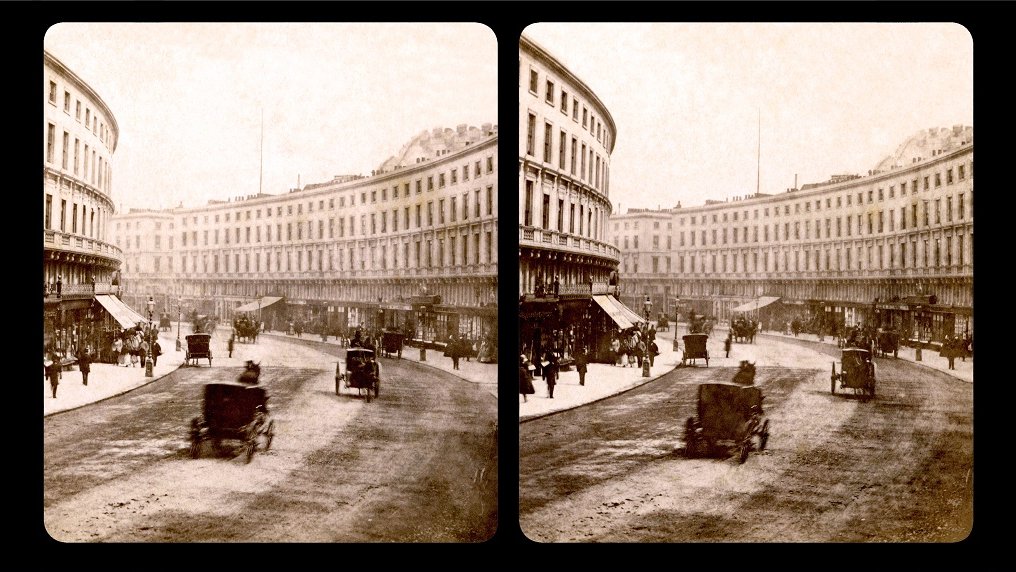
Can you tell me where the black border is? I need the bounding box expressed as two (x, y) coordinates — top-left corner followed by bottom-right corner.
(15, 1), (1005, 567)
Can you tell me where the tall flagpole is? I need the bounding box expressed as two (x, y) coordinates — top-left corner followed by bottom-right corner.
(259, 108), (264, 196)
(756, 108), (761, 197)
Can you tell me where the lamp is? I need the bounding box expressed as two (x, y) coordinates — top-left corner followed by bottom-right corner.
(145, 295), (155, 377)
(176, 297), (182, 351)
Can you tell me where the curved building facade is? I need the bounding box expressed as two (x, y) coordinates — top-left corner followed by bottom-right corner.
(610, 126), (974, 344)
(43, 50), (123, 352)
(113, 124), (498, 344)
(519, 35), (627, 363)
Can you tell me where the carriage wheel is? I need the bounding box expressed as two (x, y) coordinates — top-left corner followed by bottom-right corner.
(373, 381), (380, 398)
(189, 437), (201, 458)
(365, 385), (372, 404)
(759, 420), (770, 451)
(264, 420), (275, 450)
(831, 363), (837, 394)
(245, 437), (256, 463)
(738, 438), (751, 464)
(335, 378), (341, 396)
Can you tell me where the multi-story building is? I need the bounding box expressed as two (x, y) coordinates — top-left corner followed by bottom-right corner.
(519, 35), (631, 363)
(113, 124), (499, 345)
(610, 126), (973, 344)
(43, 50), (128, 354)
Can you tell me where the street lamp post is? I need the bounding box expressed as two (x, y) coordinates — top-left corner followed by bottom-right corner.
(145, 296), (155, 377)
(176, 298), (182, 351)
(642, 294), (652, 377)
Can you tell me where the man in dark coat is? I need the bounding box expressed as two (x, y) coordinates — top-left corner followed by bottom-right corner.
(46, 351), (61, 398)
(575, 347), (588, 386)
(77, 348), (92, 386)
(152, 340), (162, 367)
(543, 350), (558, 398)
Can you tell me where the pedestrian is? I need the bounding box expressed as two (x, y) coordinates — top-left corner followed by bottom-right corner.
(575, 346), (588, 386)
(610, 336), (621, 367)
(139, 337), (149, 368)
(941, 336), (956, 370)
(112, 336), (123, 366)
(46, 351), (61, 398)
(450, 336), (460, 370)
(552, 275), (560, 296)
(724, 334), (732, 358)
(519, 355), (536, 402)
(649, 339), (659, 368)
(152, 339), (162, 367)
(543, 350), (558, 398)
(77, 347), (92, 386)
(228, 335), (235, 358)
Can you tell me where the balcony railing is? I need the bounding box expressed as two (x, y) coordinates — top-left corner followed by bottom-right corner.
(519, 227), (620, 260)
(43, 230), (123, 261)
(44, 281), (118, 300)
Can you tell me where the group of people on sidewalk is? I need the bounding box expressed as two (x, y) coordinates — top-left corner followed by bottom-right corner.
(109, 326), (162, 368)
(608, 328), (659, 368)
(43, 345), (93, 399)
(519, 345), (589, 402)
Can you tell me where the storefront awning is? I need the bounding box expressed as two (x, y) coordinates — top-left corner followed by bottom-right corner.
(610, 296), (649, 326)
(592, 295), (635, 330)
(732, 296), (781, 313)
(234, 296), (283, 313)
(94, 294), (147, 329)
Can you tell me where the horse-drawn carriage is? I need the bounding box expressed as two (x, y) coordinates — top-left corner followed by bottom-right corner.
(831, 347), (876, 399)
(681, 333), (710, 367)
(189, 375), (274, 463)
(874, 329), (900, 359)
(233, 315), (260, 344)
(335, 347), (381, 403)
(684, 382), (770, 464)
(380, 330), (405, 359)
(192, 313), (218, 334)
(656, 314), (670, 332)
(185, 333), (213, 366)
(159, 313), (172, 332)
(730, 317), (757, 343)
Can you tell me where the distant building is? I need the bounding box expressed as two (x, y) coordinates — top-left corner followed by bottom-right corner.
(112, 124), (499, 343)
(43, 50), (124, 354)
(609, 126), (974, 343)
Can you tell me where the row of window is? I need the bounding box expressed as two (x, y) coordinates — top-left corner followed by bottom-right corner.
(521, 179), (606, 242)
(525, 113), (609, 195)
(48, 79), (111, 149)
(617, 192), (968, 249)
(43, 193), (106, 239)
(613, 161), (972, 232)
(159, 186), (495, 249)
(139, 230), (496, 274)
(523, 62), (610, 151)
(46, 123), (112, 192)
(626, 234), (969, 275)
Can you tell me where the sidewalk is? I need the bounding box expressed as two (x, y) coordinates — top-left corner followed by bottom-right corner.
(519, 325), (973, 422)
(45, 324), (499, 418)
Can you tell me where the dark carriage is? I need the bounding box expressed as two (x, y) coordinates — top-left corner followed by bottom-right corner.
(681, 333), (710, 366)
(730, 317), (757, 343)
(335, 347), (381, 402)
(233, 316), (260, 344)
(158, 313), (172, 332)
(380, 330), (405, 359)
(684, 382), (770, 464)
(189, 382), (275, 463)
(656, 315), (670, 332)
(875, 330), (900, 358)
(185, 333), (213, 366)
(831, 347), (876, 399)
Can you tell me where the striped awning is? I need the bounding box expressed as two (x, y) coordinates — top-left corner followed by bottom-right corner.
(94, 294), (147, 329)
(592, 295), (634, 330)
(609, 296), (649, 326)
(234, 296), (283, 313)
(732, 296), (781, 313)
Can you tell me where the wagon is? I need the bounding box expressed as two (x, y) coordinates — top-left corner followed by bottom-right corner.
(875, 330), (899, 359)
(335, 347), (381, 402)
(185, 333), (213, 366)
(684, 382), (770, 463)
(380, 330), (405, 359)
(189, 382), (275, 463)
(831, 347), (876, 399)
(681, 333), (709, 366)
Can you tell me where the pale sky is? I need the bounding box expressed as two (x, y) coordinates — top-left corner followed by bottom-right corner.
(524, 22), (973, 212)
(45, 22), (498, 211)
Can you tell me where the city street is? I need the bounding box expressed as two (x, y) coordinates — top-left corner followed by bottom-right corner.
(519, 332), (972, 542)
(44, 331), (497, 542)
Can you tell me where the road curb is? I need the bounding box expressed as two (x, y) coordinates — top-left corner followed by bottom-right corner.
(44, 363), (185, 418)
(520, 365), (675, 423)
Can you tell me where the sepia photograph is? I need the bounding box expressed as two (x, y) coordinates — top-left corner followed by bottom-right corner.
(518, 22), (973, 542)
(43, 22), (498, 542)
